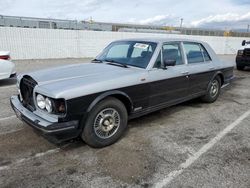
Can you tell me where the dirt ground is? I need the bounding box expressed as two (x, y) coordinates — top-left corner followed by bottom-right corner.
(0, 55), (249, 188)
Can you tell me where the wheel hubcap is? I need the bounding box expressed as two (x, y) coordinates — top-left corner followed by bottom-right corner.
(210, 80), (219, 97)
(94, 108), (120, 139)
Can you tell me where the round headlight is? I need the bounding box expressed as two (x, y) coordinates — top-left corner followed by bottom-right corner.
(36, 94), (45, 109)
(45, 98), (52, 113)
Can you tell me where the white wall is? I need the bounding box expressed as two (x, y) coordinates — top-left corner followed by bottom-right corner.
(0, 27), (249, 60)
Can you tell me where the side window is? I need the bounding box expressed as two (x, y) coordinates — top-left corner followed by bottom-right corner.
(183, 43), (204, 64)
(200, 45), (211, 61)
(106, 44), (130, 58)
(162, 43), (183, 65)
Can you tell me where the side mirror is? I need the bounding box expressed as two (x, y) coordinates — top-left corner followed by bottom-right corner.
(162, 59), (176, 69)
(242, 40), (246, 46)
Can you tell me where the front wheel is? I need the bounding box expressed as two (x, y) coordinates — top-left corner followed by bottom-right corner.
(81, 97), (128, 148)
(201, 76), (221, 103)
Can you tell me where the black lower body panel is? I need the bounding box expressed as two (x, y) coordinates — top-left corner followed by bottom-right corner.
(22, 115), (80, 143)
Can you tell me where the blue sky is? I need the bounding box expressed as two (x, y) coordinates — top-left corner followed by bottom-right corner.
(1, 0), (250, 30)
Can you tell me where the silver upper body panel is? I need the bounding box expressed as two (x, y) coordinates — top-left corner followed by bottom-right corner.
(17, 38), (234, 100)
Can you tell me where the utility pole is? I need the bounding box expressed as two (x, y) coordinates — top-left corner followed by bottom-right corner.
(180, 18), (184, 34)
(247, 24), (250, 32)
(180, 18), (183, 29)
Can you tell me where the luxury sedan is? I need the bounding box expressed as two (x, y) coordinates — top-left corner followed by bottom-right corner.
(10, 38), (234, 148)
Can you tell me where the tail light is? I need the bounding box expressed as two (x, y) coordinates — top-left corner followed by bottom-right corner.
(0, 55), (10, 60)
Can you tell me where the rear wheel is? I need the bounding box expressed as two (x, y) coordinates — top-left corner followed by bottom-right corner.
(81, 97), (128, 148)
(237, 65), (245, 70)
(201, 76), (221, 103)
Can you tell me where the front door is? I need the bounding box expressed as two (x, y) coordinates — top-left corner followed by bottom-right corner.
(148, 42), (189, 108)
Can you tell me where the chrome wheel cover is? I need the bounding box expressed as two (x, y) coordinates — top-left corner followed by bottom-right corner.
(210, 80), (219, 98)
(94, 108), (120, 139)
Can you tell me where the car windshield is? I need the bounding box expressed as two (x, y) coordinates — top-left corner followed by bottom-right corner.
(96, 41), (157, 68)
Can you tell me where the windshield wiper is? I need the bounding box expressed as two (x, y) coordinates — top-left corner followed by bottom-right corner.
(104, 59), (128, 68)
(91, 58), (103, 63)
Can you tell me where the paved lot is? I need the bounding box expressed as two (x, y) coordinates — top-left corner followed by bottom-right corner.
(0, 55), (249, 188)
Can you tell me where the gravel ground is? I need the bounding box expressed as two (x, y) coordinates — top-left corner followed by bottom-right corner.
(0, 55), (249, 188)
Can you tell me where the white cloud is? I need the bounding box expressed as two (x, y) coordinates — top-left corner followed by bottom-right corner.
(0, 0), (16, 11)
(0, 0), (109, 20)
(138, 15), (173, 25)
(129, 15), (179, 26)
(191, 12), (250, 29)
(45, 0), (106, 19)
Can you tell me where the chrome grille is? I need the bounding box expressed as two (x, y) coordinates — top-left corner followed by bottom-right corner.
(20, 76), (37, 111)
(244, 48), (250, 56)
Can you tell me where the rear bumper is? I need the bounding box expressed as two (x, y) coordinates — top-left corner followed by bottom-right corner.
(10, 95), (80, 143)
(236, 56), (250, 66)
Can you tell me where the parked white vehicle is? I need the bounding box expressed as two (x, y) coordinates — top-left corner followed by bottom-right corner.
(0, 51), (16, 80)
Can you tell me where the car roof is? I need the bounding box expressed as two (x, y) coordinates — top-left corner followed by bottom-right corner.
(116, 37), (206, 44)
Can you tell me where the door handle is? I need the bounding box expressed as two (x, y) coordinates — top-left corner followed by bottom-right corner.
(181, 71), (189, 75)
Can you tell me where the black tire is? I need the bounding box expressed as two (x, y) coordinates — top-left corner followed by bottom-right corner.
(201, 76), (221, 103)
(236, 65), (245, 70)
(81, 97), (128, 148)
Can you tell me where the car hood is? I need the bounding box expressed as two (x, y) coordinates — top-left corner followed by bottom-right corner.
(25, 62), (147, 99)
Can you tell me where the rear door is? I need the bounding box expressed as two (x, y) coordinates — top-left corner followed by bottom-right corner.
(148, 42), (189, 107)
(183, 42), (215, 96)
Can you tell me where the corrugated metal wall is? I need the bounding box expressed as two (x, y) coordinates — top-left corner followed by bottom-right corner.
(0, 27), (249, 60)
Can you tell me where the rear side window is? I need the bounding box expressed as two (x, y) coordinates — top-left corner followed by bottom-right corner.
(183, 43), (211, 64)
(200, 45), (211, 61)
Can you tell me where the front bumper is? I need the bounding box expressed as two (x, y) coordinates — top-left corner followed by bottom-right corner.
(10, 95), (80, 143)
(236, 56), (250, 66)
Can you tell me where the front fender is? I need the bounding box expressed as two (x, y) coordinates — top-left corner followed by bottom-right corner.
(86, 90), (133, 113)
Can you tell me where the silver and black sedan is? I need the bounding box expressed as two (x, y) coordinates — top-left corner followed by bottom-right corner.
(10, 38), (234, 148)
